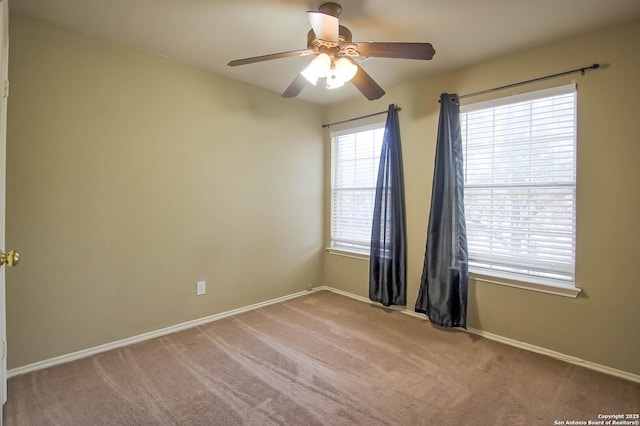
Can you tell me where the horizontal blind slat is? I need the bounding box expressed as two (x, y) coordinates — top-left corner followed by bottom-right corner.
(461, 87), (576, 284)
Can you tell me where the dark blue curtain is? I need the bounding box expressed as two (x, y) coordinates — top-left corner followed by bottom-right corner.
(415, 94), (469, 328)
(369, 104), (407, 307)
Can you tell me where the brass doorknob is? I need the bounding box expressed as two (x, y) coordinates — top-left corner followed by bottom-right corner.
(0, 250), (20, 267)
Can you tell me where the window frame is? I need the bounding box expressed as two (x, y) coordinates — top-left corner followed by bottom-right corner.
(460, 84), (581, 298)
(328, 122), (386, 257)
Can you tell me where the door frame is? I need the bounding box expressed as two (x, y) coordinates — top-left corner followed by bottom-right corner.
(0, 0), (10, 417)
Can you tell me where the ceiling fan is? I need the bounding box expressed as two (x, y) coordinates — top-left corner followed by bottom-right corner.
(227, 2), (435, 100)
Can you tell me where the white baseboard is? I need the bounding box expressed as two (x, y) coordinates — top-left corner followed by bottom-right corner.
(7, 289), (316, 378)
(315, 286), (640, 384)
(9, 286), (640, 384)
(464, 327), (640, 383)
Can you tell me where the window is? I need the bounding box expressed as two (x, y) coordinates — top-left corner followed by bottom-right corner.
(460, 84), (577, 287)
(330, 123), (385, 254)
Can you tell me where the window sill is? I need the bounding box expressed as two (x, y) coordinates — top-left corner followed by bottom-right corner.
(325, 247), (369, 261)
(470, 270), (581, 298)
(324, 250), (580, 297)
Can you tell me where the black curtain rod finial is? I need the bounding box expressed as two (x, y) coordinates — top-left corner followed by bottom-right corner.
(583, 63), (600, 75)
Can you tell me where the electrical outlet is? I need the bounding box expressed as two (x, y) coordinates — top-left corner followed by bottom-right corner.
(196, 281), (206, 296)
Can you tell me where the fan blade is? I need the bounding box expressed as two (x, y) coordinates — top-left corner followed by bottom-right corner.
(307, 11), (339, 42)
(354, 42), (435, 60)
(228, 49), (309, 67)
(346, 59), (385, 101)
(282, 74), (308, 98)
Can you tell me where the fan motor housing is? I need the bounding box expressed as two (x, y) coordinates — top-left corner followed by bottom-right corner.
(307, 24), (352, 52)
(318, 2), (342, 17)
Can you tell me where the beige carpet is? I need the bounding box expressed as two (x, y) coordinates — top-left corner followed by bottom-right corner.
(4, 290), (639, 425)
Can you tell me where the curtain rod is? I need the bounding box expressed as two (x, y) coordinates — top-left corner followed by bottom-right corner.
(322, 106), (401, 128)
(441, 63), (600, 102)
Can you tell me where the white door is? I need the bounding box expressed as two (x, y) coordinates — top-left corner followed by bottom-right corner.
(0, 0), (9, 421)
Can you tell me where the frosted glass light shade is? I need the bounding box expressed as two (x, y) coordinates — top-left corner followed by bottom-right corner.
(333, 57), (358, 82)
(326, 69), (345, 89)
(301, 53), (331, 85)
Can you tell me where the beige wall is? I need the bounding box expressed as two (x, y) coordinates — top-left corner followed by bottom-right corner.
(324, 19), (640, 376)
(7, 11), (640, 378)
(6, 15), (324, 369)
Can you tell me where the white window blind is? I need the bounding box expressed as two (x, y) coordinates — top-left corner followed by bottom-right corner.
(330, 123), (385, 253)
(460, 84), (576, 284)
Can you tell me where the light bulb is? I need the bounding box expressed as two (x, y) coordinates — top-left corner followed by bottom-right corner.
(333, 57), (358, 82)
(301, 53), (331, 85)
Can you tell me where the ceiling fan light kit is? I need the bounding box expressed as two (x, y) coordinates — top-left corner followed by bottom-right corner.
(227, 2), (435, 100)
(301, 54), (358, 89)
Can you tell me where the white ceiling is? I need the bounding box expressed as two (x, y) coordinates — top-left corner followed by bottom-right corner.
(10, 0), (640, 105)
